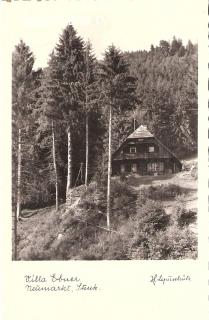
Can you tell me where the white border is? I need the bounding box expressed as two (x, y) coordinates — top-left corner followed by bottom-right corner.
(0, 1), (208, 319)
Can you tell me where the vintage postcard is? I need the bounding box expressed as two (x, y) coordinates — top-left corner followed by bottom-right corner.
(0, 0), (208, 319)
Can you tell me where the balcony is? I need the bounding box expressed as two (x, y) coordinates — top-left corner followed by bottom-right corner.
(113, 151), (170, 160)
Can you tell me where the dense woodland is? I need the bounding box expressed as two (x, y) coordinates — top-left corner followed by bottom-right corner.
(12, 24), (197, 219)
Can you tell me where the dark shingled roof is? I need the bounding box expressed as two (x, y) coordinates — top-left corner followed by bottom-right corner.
(127, 125), (153, 139)
(112, 125), (181, 163)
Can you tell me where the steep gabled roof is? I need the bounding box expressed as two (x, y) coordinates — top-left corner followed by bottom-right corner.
(127, 125), (153, 139)
(112, 125), (181, 164)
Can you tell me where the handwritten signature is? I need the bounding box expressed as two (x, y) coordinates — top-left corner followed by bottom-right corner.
(150, 274), (191, 286)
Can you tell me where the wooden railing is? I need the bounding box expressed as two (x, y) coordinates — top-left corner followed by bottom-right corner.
(113, 152), (170, 160)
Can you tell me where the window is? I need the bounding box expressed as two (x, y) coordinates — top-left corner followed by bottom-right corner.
(147, 162), (157, 172)
(130, 147), (136, 153)
(149, 146), (155, 152)
(147, 162), (164, 172)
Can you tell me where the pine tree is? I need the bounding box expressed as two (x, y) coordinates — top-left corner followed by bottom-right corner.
(53, 24), (85, 200)
(12, 40), (35, 259)
(98, 45), (137, 229)
(83, 41), (98, 186)
(34, 62), (65, 211)
(126, 38), (197, 156)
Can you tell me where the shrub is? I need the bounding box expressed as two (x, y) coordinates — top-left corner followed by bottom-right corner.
(17, 178), (197, 261)
(76, 231), (130, 260)
(79, 180), (137, 227)
(79, 182), (106, 212)
(120, 172), (127, 182)
(128, 224), (197, 260)
(140, 184), (184, 201)
(176, 207), (197, 227)
(147, 226), (197, 259)
(136, 199), (170, 233)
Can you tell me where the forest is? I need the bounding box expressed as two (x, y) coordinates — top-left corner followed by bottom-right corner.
(12, 24), (198, 260)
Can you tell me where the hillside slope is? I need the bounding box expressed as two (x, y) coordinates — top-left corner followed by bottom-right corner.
(17, 158), (198, 260)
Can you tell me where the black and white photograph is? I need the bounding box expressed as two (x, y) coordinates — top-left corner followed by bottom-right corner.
(1, 1), (208, 320)
(10, 0), (199, 261)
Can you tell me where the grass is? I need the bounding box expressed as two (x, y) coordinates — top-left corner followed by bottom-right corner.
(139, 183), (185, 201)
(16, 172), (197, 260)
(15, 157), (197, 260)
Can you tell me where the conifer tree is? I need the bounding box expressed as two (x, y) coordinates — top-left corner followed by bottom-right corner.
(53, 24), (85, 200)
(98, 45), (137, 229)
(34, 61), (65, 211)
(12, 40), (34, 259)
(82, 41), (99, 186)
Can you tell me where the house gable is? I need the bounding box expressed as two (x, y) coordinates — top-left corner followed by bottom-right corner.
(112, 125), (182, 175)
(113, 137), (171, 161)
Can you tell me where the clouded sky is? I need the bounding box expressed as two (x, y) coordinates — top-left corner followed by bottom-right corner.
(1, 0), (201, 69)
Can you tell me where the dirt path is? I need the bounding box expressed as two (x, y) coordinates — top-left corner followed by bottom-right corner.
(125, 158), (198, 233)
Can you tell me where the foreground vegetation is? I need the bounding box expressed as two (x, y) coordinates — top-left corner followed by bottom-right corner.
(17, 174), (197, 260)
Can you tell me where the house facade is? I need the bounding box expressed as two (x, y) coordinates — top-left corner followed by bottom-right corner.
(112, 125), (182, 176)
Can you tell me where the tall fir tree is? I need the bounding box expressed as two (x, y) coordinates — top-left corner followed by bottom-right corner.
(82, 41), (99, 186)
(53, 24), (86, 200)
(12, 40), (35, 259)
(98, 45), (137, 228)
(34, 60), (66, 211)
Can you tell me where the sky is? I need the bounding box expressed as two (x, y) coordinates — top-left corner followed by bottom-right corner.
(0, 0), (202, 69)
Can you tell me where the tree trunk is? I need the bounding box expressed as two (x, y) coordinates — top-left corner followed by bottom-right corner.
(13, 128), (21, 260)
(85, 45), (89, 188)
(107, 105), (112, 229)
(12, 208), (17, 260)
(52, 122), (59, 212)
(16, 128), (22, 219)
(134, 117), (136, 131)
(85, 113), (89, 187)
(66, 125), (72, 202)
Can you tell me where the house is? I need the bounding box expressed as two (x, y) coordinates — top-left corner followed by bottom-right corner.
(112, 125), (182, 176)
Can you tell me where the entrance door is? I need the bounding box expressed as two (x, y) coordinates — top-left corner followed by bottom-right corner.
(131, 163), (137, 173)
(120, 164), (125, 173)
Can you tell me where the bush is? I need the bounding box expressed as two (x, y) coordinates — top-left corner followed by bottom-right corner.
(120, 172), (127, 182)
(17, 178), (197, 261)
(146, 226), (197, 259)
(140, 184), (184, 201)
(176, 207), (197, 227)
(76, 230), (131, 260)
(129, 226), (197, 260)
(79, 182), (106, 212)
(126, 198), (197, 260)
(136, 199), (170, 233)
(79, 180), (137, 227)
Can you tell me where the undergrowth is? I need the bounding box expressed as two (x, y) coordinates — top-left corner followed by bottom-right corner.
(140, 183), (186, 201)
(17, 180), (197, 260)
